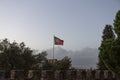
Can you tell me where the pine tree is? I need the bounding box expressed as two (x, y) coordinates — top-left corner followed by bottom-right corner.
(98, 25), (115, 69)
(114, 10), (120, 38)
(111, 10), (120, 75)
(98, 10), (120, 77)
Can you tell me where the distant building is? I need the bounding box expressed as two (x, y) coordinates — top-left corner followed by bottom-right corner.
(48, 59), (57, 64)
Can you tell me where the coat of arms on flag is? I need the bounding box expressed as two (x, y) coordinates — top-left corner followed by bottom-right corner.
(54, 36), (64, 45)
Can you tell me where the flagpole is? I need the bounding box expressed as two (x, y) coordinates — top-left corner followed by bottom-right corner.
(53, 35), (55, 64)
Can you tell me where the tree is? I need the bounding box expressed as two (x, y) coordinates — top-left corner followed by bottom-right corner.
(0, 39), (36, 70)
(43, 56), (72, 70)
(55, 56), (72, 70)
(98, 10), (120, 77)
(114, 10), (120, 37)
(34, 51), (48, 69)
(0, 38), (72, 70)
(98, 25), (115, 69)
(0, 39), (20, 69)
(35, 51), (47, 63)
(110, 10), (120, 76)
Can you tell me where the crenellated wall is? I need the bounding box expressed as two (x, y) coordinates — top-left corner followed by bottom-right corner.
(0, 69), (119, 80)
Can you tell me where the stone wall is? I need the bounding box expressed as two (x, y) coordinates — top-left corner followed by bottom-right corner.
(0, 69), (119, 80)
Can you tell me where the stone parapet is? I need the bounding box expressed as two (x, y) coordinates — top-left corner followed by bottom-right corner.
(0, 69), (119, 80)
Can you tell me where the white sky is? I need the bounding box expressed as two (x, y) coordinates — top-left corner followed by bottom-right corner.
(0, 0), (120, 51)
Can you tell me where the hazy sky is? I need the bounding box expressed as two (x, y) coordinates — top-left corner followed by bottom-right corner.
(0, 0), (120, 51)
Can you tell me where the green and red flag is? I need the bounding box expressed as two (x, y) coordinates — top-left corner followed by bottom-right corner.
(54, 36), (64, 45)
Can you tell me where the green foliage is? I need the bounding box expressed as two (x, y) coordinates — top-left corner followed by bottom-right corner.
(98, 25), (115, 70)
(102, 25), (115, 40)
(0, 39), (47, 70)
(33, 51), (48, 69)
(98, 10), (120, 77)
(34, 51), (47, 63)
(110, 10), (120, 76)
(0, 38), (72, 70)
(114, 10), (120, 37)
(55, 56), (72, 70)
(44, 56), (72, 70)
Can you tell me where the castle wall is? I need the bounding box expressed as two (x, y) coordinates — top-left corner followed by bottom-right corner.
(0, 69), (119, 80)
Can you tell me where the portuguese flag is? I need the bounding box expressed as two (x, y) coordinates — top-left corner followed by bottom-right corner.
(54, 36), (64, 45)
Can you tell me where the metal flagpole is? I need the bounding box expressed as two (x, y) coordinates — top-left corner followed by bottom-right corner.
(53, 35), (55, 64)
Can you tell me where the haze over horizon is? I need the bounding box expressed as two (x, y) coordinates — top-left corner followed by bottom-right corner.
(47, 47), (98, 69)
